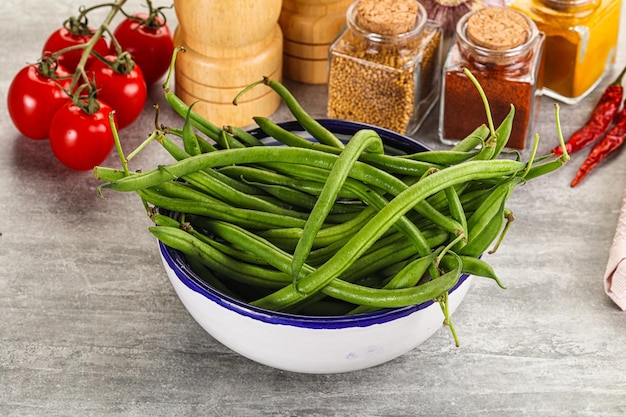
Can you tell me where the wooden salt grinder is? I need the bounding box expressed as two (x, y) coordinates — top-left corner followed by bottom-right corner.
(173, 0), (283, 127)
(280, 0), (353, 84)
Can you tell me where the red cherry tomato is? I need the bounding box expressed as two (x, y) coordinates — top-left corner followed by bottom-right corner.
(112, 14), (174, 85)
(89, 55), (147, 129)
(7, 63), (72, 140)
(49, 101), (116, 171)
(43, 27), (109, 72)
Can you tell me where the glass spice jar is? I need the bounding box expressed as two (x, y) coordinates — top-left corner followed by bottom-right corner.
(327, 0), (443, 135)
(439, 6), (545, 150)
(509, 0), (622, 104)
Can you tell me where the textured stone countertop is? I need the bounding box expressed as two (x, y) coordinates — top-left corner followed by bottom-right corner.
(2, 1), (626, 416)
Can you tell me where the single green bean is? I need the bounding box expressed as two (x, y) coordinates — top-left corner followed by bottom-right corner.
(439, 254), (506, 289)
(164, 89), (222, 142)
(451, 124), (490, 152)
(261, 77), (345, 149)
(224, 125), (265, 147)
(182, 103), (202, 156)
(166, 127), (219, 153)
(491, 105), (515, 158)
(444, 185), (468, 249)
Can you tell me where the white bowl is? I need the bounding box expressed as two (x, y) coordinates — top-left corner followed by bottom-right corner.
(157, 119), (474, 374)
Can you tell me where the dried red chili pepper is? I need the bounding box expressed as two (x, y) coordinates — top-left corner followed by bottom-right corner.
(570, 107), (626, 187)
(553, 66), (626, 156)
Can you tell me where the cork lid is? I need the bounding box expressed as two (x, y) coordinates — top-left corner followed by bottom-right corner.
(356, 0), (418, 36)
(466, 7), (530, 50)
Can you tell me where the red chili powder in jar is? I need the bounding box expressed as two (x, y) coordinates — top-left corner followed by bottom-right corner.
(442, 72), (535, 150)
(439, 7), (545, 150)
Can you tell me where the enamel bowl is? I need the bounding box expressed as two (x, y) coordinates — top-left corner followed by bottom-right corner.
(158, 119), (474, 374)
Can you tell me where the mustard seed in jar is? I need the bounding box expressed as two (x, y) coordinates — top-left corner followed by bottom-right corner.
(327, 0), (443, 135)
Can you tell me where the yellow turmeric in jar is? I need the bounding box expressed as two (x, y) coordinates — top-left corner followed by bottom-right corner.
(509, 0), (621, 104)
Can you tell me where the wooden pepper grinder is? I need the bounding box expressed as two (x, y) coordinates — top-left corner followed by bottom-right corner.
(173, 0), (283, 127)
(279, 0), (353, 84)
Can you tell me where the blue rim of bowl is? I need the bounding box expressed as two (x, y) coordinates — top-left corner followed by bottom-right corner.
(159, 118), (470, 329)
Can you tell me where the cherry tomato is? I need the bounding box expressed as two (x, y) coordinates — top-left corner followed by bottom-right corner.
(112, 14), (174, 85)
(89, 54), (147, 129)
(49, 101), (115, 171)
(43, 27), (109, 72)
(7, 63), (72, 140)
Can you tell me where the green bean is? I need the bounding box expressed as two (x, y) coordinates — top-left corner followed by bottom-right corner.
(164, 90), (222, 143)
(401, 149), (479, 165)
(264, 161), (465, 238)
(458, 179), (520, 257)
(184, 254), (244, 299)
(244, 181), (363, 215)
(254, 115), (437, 176)
(451, 124), (490, 152)
(523, 155), (570, 180)
(253, 116), (325, 149)
(261, 159), (446, 282)
(339, 238), (442, 286)
(323, 253), (461, 308)
(150, 225), (292, 288)
(292, 129), (386, 281)
(204, 219), (460, 309)
(444, 185), (468, 248)
(218, 165), (359, 200)
(182, 103), (202, 156)
(251, 159), (525, 311)
(166, 127), (219, 153)
(491, 105), (515, 158)
(348, 249), (441, 314)
(474, 106), (515, 161)
(109, 139), (460, 253)
(259, 77), (345, 149)
(188, 223), (269, 266)
(97, 147), (362, 192)
(158, 134), (269, 196)
(258, 206), (376, 250)
(138, 188), (307, 230)
(94, 166), (132, 183)
(224, 125), (265, 147)
(440, 254), (506, 289)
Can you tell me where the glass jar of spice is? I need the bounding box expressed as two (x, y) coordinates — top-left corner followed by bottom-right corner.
(439, 6), (545, 150)
(509, 0), (622, 104)
(327, 0), (443, 135)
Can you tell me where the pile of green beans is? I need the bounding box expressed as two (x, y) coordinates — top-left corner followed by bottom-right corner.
(94, 67), (569, 342)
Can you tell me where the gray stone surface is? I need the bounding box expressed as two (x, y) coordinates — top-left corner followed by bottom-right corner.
(2, 1), (626, 416)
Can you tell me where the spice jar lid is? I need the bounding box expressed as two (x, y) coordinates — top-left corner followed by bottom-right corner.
(466, 7), (530, 50)
(455, 6), (540, 66)
(355, 0), (419, 36)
